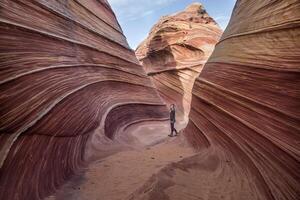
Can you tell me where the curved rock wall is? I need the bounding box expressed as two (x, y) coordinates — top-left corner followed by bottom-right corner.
(0, 1), (167, 199)
(184, 0), (300, 199)
(136, 3), (222, 123)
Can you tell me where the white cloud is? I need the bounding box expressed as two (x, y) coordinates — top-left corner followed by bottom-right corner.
(108, 0), (178, 22)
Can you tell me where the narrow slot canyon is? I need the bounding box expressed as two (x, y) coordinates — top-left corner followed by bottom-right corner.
(0, 1), (299, 200)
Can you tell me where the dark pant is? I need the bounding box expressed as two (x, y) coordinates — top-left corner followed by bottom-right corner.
(170, 122), (178, 135)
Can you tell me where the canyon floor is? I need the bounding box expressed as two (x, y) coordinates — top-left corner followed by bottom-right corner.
(46, 122), (256, 200)
(48, 138), (195, 200)
(46, 121), (193, 200)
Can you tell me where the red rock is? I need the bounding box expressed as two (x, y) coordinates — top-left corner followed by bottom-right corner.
(136, 3), (222, 123)
(184, 0), (300, 199)
(0, 1), (167, 200)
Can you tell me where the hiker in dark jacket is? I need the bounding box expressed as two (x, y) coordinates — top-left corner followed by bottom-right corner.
(169, 104), (178, 137)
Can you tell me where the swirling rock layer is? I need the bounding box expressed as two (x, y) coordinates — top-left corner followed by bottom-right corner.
(182, 0), (300, 199)
(0, 1), (167, 200)
(136, 3), (222, 123)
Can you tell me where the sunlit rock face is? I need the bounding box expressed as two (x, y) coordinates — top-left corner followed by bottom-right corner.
(0, 1), (167, 199)
(136, 3), (222, 124)
(184, 0), (300, 199)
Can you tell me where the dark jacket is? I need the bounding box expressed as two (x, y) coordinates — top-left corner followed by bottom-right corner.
(170, 109), (176, 123)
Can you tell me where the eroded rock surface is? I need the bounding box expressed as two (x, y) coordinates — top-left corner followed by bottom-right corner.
(1, 1), (299, 200)
(131, 0), (300, 200)
(136, 3), (222, 123)
(181, 0), (300, 199)
(0, 1), (167, 199)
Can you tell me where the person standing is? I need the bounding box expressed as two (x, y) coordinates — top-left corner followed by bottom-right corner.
(169, 104), (178, 137)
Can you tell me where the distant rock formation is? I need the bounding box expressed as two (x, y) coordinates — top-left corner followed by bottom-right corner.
(182, 0), (300, 199)
(0, 1), (167, 199)
(136, 3), (222, 123)
(1, 0), (299, 200)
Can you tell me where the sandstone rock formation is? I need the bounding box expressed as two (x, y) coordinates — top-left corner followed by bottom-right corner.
(0, 1), (168, 199)
(181, 0), (300, 199)
(126, 1), (300, 200)
(1, 0), (300, 199)
(136, 3), (222, 123)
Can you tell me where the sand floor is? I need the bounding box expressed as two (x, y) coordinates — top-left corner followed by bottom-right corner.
(46, 134), (196, 200)
(46, 120), (258, 200)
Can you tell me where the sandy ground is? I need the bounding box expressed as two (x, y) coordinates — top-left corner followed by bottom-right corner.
(46, 135), (196, 200)
(46, 119), (258, 200)
(46, 120), (196, 200)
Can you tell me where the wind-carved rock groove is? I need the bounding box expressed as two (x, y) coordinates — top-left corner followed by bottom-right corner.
(0, 1), (168, 200)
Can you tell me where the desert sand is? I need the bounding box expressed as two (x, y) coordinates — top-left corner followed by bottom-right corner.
(46, 122), (196, 200)
(46, 121), (257, 200)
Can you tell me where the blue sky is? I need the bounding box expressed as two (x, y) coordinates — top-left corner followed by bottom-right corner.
(108, 0), (236, 49)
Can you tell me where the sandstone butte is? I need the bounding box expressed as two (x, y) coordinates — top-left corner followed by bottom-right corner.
(0, 0), (300, 200)
(136, 3), (222, 124)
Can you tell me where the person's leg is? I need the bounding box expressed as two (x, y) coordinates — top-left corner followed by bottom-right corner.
(174, 126), (178, 135)
(169, 123), (174, 136)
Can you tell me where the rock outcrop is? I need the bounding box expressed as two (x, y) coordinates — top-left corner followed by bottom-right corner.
(0, 1), (167, 199)
(136, 3), (222, 123)
(128, 1), (300, 200)
(181, 0), (300, 199)
(1, 0), (299, 199)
